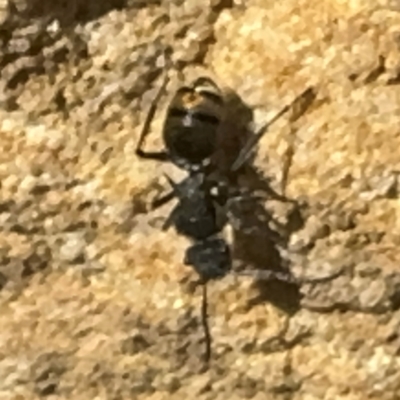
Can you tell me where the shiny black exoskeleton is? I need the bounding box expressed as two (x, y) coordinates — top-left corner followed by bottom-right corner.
(135, 75), (225, 171)
(161, 172), (232, 283)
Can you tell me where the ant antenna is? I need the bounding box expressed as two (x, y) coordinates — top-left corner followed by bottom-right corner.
(135, 73), (170, 157)
(135, 48), (173, 160)
(231, 87), (315, 172)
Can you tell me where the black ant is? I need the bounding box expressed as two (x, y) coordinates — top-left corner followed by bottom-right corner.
(135, 66), (330, 366)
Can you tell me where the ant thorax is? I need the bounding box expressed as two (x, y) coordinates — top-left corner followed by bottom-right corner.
(162, 171), (230, 242)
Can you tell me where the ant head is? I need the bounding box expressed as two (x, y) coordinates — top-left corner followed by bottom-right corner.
(184, 238), (232, 282)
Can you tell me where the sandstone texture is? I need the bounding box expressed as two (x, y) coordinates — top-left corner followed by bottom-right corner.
(1, 0), (400, 399)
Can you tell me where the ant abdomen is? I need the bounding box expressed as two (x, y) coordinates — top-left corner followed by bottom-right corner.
(184, 238), (232, 282)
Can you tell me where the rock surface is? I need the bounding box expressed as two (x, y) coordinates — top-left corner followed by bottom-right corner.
(1, 0), (400, 399)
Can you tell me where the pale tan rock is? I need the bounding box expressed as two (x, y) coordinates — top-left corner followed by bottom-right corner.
(1, 1), (400, 399)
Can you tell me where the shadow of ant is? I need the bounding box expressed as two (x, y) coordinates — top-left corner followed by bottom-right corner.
(3, 0), (141, 29)
(231, 197), (304, 315)
(215, 87), (316, 316)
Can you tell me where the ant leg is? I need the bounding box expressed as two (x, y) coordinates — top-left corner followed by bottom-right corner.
(151, 189), (176, 210)
(200, 283), (212, 366)
(266, 189), (297, 205)
(162, 172), (196, 201)
(297, 266), (344, 284)
(163, 173), (180, 191)
(233, 266), (344, 285)
(148, 175), (178, 214)
(231, 87), (315, 172)
(232, 269), (297, 284)
(159, 175), (180, 230)
(161, 210), (175, 231)
(135, 70), (170, 162)
(151, 172), (189, 211)
(156, 174), (183, 231)
(228, 185), (296, 205)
